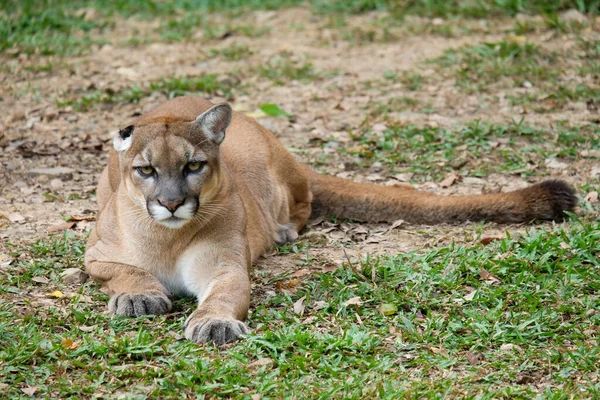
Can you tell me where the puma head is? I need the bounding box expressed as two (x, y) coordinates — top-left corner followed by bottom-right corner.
(112, 103), (232, 229)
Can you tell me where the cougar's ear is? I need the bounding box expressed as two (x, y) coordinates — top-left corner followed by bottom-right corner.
(194, 103), (232, 145)
(113, 125), (134, 152)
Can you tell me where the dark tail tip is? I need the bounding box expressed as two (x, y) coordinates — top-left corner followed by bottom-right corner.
(529, 180), (578, 221)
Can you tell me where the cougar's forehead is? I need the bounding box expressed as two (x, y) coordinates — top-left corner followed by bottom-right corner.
(134, 135), (197, 168)
(128, 122), (213, 169)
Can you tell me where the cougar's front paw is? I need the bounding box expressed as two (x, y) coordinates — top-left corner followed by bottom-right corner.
(108, 291), (172, 317)
(183, 316), (248, 345)
(275, 223), (298, 245)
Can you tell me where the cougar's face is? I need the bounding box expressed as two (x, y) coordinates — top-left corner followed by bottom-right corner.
(113, 103), (231, 229)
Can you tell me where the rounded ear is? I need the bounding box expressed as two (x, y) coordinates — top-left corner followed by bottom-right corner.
(194, 103), (232, 145)
(113, 125), (134, 152)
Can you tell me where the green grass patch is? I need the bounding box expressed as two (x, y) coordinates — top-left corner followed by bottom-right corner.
(510, 84), (600, 112)
(432, 39), (558, 93)
(1, 217), (600, 397)
(340, 122), (600, 181)
(57, 74), (239, 112)
(390, 0), (600, 18)
(209, 44), (254, 61)
(5, 0), (599, 57)
(258, 54), (324, 85)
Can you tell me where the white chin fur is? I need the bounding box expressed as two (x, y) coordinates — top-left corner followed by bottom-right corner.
(157, 218), (189, 229)
(148, 202), (196, 229)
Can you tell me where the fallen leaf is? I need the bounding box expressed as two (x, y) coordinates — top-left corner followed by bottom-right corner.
(479, 267), (500, 285)
(258, 103), (293, 118)
(8, 213), (25, 223)
(584, 191), (598, 203)
(47, 221), (76, 233)
(21, 387), (37, 396)
(500, 343), (522, 352)
(480, 237), (501, 245)
(429, 346), (446, 355)
(464, 290), (477, 301)
(293, 296), (306, 316)
(292, 268), (311, 278)
(419, 182), (438, 190)
(244, 110), (268, 119)
(380, 303), (397, 316)
(393, 172), (414, 182)
(545, 158), (568, 169)
(465, 351), (480, 365)
(439, 173), (458, 188)
(322, 264), (339, 273)
(61, 268), (89, 284)
(46, 290), (63, 299)
(387, 219), (405, 232)
(61, 338), (78, 349)
(78, 325), (97, 332)
(344, 296), (362, 306)
(313, 300), (328, 310)
(251, 395), (262, 400)
(31, 276), (50, 284)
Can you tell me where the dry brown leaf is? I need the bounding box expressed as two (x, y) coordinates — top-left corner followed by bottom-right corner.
(293, 296), (306, 316)
(21, 387), (37, 396)
(584, 191), (598, 203)
(292, 268), (311, 278)
(465, 351), (480, 365)
(61, 338), (78, 349)
(479, 267), (500, 285)
(8, 213), (25, 223)
(480, 237), (501, 245)
(439, 173), (458, 188)
(0, 213), (9, 229)
(545, 158), (568, 169)
(344, 296), (361, 306)
(78, 325), (96, 332)
(419, 182), (438, 190)
(47, 221), (76, 233)
(464, 290), (477, 301)
(31, 276), (50, 284)
(313, 300), (328, 310)
(353, 226), (369, 234)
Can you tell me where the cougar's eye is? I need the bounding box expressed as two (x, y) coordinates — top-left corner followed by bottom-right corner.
(186, 161), (204, 172)
(136, 166), (154, 176)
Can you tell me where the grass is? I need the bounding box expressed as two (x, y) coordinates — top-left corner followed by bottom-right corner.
(432, 39), (558, 93)
(57, 74), (239, 112)
(1, 217), (599, 398)
(509, 84), (600, 112)
(3, 0), (599, 56)
(210, 44), (254, 61)
(336, 122), (600, 181)
(2, 0), (600, 397)
(258, 54), (323, 85)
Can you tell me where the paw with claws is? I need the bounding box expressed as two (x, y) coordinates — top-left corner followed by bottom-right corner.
(108, 291), (172, 317)
(184, 315), (248, 345)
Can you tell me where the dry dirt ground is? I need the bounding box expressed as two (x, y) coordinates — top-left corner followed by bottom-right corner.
(1, 8), (598, 278)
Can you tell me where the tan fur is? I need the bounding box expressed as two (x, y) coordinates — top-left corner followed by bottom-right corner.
(86, 96), (577, 345)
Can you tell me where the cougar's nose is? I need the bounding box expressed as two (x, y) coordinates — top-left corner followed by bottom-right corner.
(158, 198), (185, 212)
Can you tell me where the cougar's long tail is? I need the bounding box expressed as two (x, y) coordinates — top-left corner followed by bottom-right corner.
(306, 168), (577, 224)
